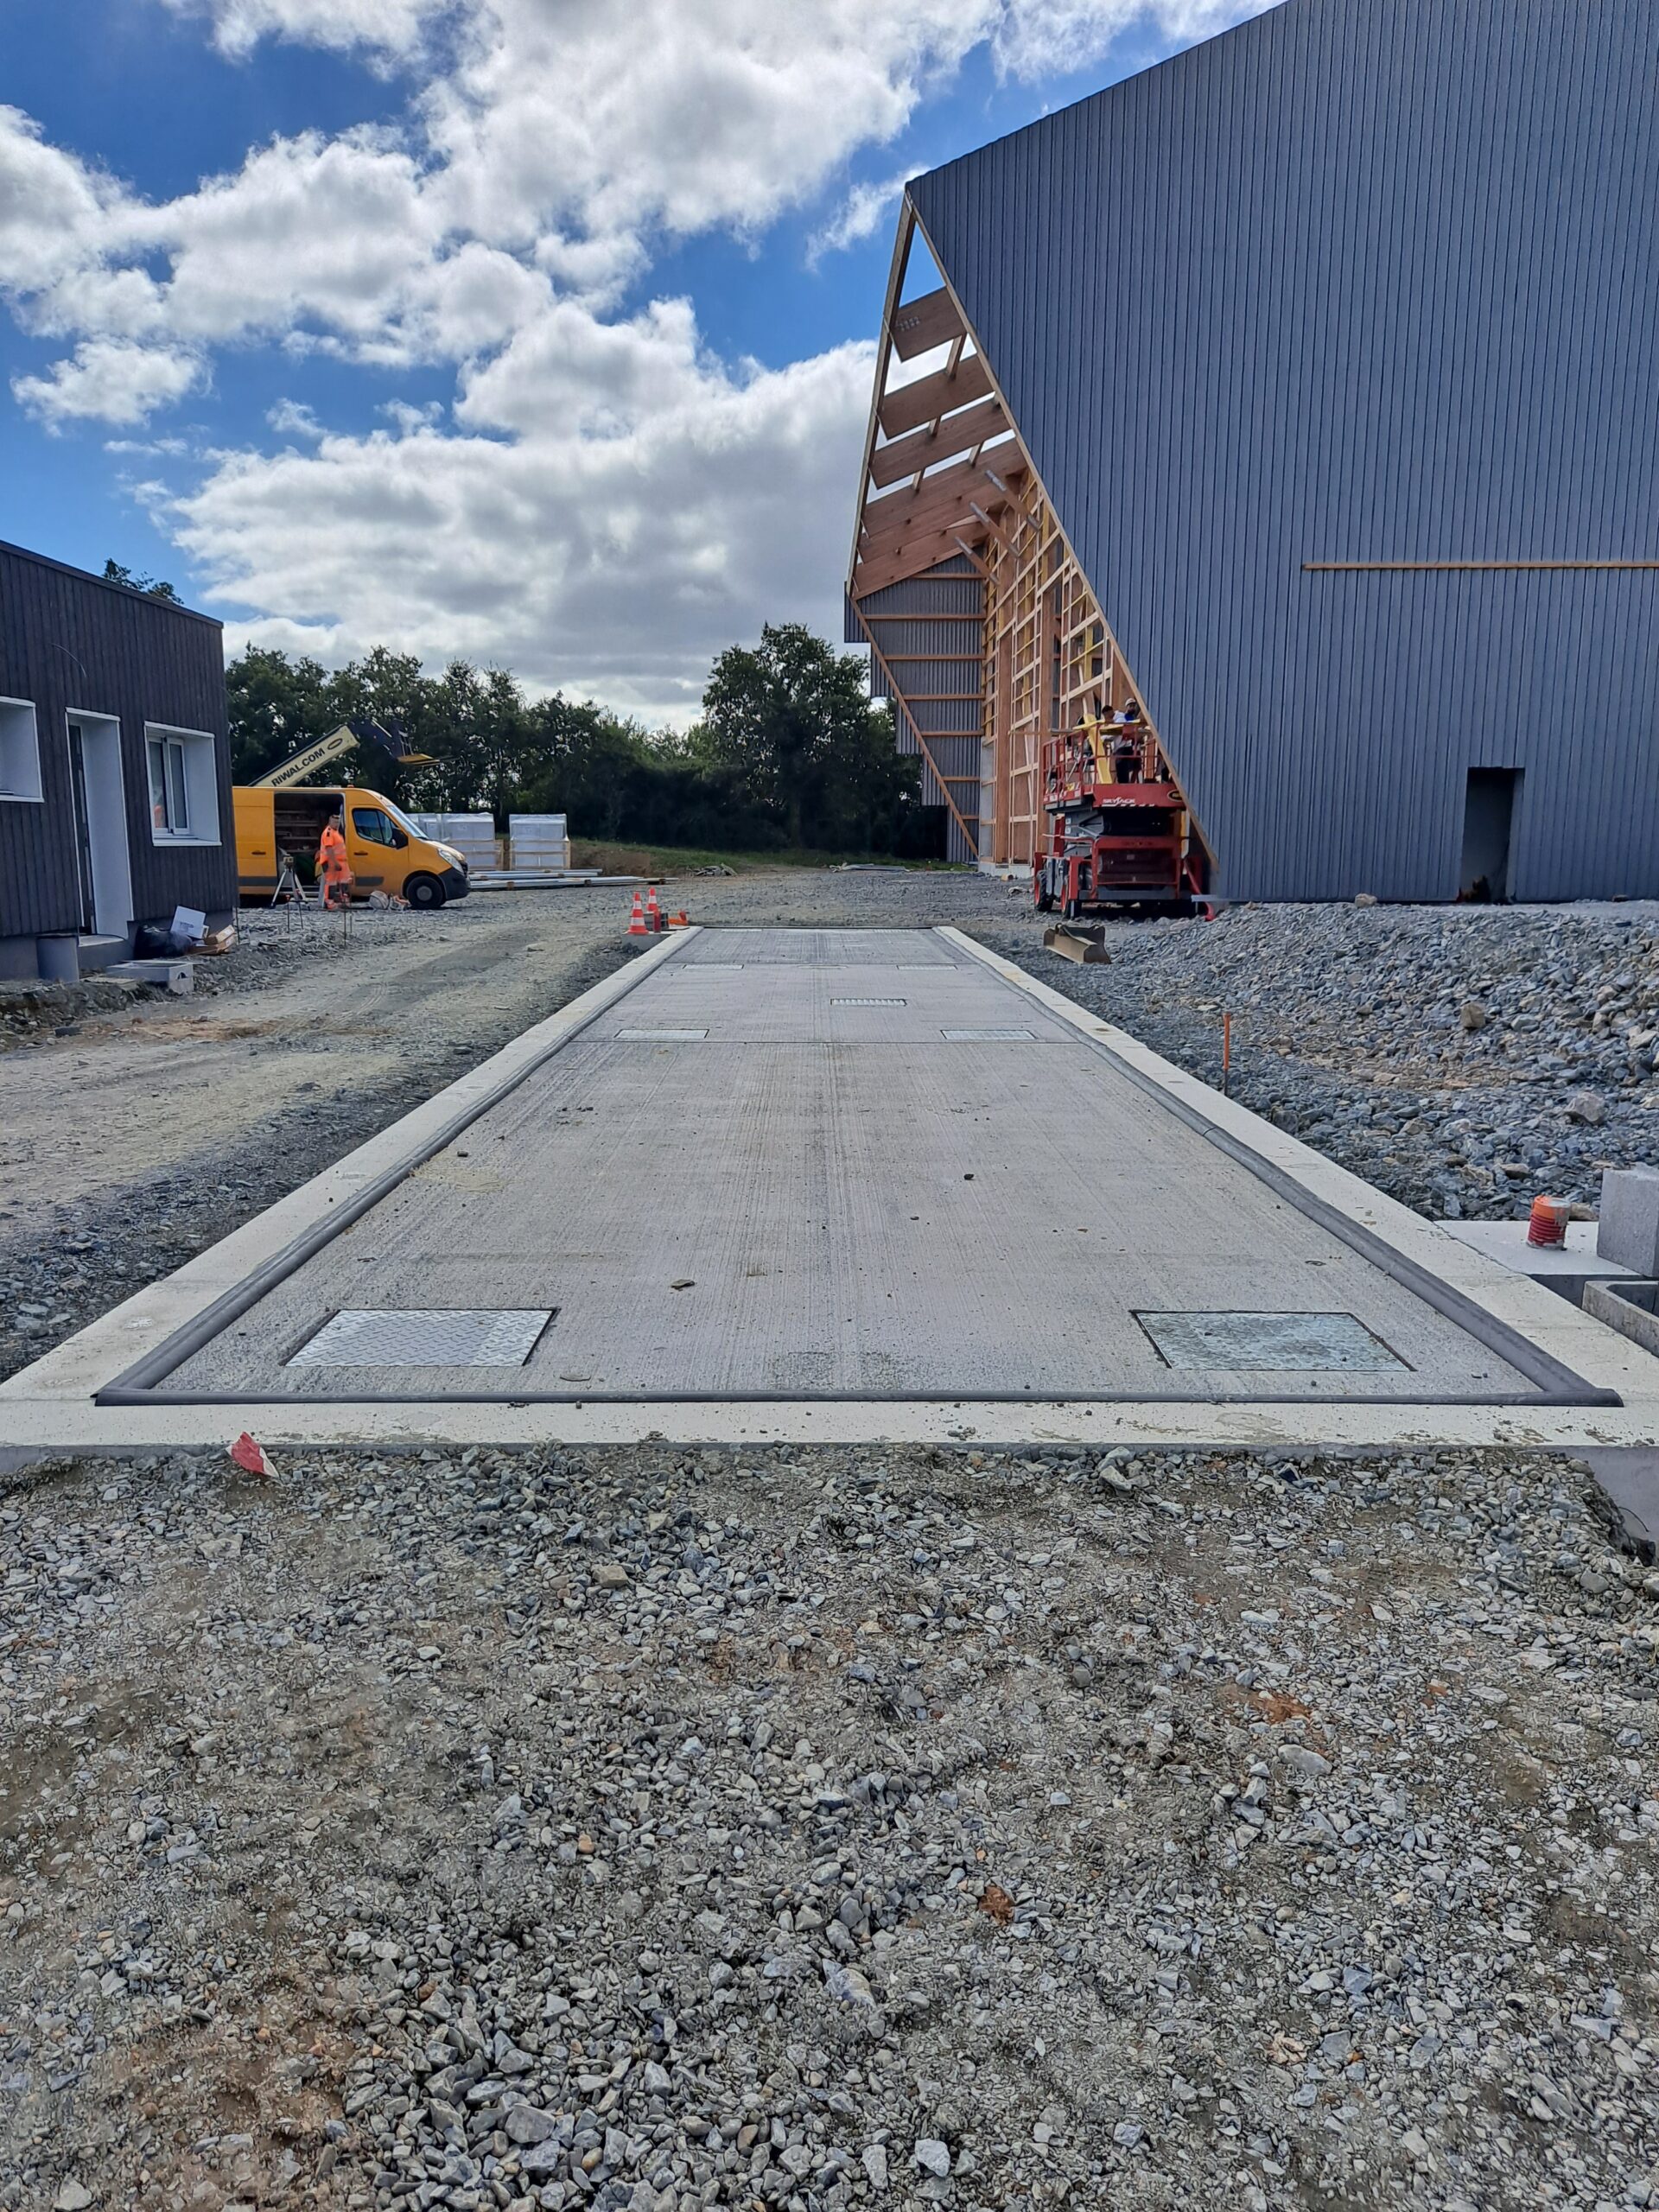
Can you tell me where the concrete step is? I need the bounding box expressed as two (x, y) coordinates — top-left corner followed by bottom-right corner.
(75, 934), (130, 975)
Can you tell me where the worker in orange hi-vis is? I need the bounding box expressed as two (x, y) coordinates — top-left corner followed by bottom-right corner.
(316, 813), (353, 911)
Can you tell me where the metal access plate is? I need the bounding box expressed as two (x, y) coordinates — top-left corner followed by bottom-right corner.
(1135, 1310), (1408, 1372)
(941, 1027), (1035, 1041)
(615, 1028), (708, 1040)
(289, 1308), (554, 1368)
(832, 997), (906, 1007)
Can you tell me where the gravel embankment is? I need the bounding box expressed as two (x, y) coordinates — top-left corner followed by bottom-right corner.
(978, 900), (1659, 1221)
(3, 1441), (1657, 2211)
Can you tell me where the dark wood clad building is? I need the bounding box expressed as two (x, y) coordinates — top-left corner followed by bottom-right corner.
(0, 540), (237, 980)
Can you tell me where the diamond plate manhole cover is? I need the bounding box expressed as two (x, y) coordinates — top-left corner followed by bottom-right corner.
(615, 1028), (708, 1039)
(941, 1027), (1035, 1040)
(831, 997), (906, 1006)
(289, 1308), (555, 1369)
(1135, 1310), (1407, 1372)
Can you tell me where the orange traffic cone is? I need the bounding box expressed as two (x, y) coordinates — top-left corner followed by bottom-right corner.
(627, 890), (647, 934)
(667, 909), (690, 930)
(645, 886), (663, 932)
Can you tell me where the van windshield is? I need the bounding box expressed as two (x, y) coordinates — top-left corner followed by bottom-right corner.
(378, 798), (426, 840)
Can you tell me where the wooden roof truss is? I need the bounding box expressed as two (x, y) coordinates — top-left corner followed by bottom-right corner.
(846, 193), (1209, 877)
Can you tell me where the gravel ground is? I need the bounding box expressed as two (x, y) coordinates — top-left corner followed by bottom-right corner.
(3, 1440), (1658, 2212)
(979, 899), (1659, 1223)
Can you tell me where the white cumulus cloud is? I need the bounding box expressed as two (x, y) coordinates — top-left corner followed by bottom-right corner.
(161, 0), (446, 61)
(2, 0), (1271, 709)
(13, 339), (205, 429)
(808, 172), (915, 266)
(994, 0), (1275, 78)
(171, 316), (875, 720)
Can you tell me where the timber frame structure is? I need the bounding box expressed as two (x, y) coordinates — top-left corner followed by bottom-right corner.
(844, 197), (1205, 875)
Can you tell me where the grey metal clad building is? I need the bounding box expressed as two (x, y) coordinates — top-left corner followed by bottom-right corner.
(0, 541), (238, 979)
(847, 0), (1659, 899)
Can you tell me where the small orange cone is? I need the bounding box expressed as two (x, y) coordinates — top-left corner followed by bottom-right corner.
(627, 890), (647, 935)
(645, 886), (663, 932)
(667, 909), (690, 930)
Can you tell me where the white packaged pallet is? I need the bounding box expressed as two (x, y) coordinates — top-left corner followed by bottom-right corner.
(427, 813), (500, 868)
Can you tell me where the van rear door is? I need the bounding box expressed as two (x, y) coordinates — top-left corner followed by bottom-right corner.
(232, 788), (278, 896)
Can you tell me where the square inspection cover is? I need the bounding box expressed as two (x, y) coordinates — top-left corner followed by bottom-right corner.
(288, 1308), (555, 1369)
(1135, 1310), (1408, 1372)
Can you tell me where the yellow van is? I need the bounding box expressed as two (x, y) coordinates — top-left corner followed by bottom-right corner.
(233, 785), (471, 909)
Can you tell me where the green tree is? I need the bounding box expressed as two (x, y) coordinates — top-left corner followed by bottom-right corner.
(696, 623), (918, 849)
(225, 645), (333, 781)
(220, 624), (926, 856)
(103, 558), (181, 602)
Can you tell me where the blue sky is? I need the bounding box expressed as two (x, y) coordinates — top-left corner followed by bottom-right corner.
(0, 0), (1263, 717)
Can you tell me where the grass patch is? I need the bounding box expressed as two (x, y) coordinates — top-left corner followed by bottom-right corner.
(570, 839), (969, 878)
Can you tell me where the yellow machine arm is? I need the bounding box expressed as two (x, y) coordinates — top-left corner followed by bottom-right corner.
(251, 720), (433, 789)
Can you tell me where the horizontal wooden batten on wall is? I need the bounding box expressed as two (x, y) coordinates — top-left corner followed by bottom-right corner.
(1305, 558), (1659, 572)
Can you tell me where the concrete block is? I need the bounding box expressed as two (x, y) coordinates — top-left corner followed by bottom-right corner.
(1585, 1279), (1659, 1364)
(105, 957), (194, 996)
(1598, 1167), (1659, 1274)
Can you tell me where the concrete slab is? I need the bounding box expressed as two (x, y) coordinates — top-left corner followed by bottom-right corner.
(1440, 1217), (1637, 1305)
(5, 923), (1659, 1456)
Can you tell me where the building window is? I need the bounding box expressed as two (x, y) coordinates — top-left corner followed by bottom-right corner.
(0, 696), (43, 802)
(143, 724), (220, 844)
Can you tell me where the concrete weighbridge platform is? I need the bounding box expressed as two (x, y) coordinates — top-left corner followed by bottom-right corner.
(5, 925), (1659, 1459)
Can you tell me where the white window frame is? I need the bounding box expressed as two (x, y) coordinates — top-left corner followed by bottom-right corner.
(0, 696), (44, 803)
(143, 723), (220, 846)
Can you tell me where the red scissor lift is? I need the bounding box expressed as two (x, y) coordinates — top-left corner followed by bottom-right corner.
(1033, 718), (1205, 917)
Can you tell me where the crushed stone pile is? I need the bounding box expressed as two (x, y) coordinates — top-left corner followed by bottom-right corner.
(979, 899), (1659, 1219)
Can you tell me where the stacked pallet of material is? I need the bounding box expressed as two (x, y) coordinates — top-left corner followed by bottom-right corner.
(509, 814), (571, 874)
(412, 813), (501, 872)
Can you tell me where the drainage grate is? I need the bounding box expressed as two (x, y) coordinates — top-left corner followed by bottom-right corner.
(615, 1028), (708, 1040)
(289, 1308), (554, 1369)
(1135, 1310), (1407, 1372)
(832, 997), (906, 1007)
(941, 1027), (1035, 1041)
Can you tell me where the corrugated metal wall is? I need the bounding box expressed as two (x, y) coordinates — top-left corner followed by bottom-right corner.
(0, 541), (238, 945)
(847, 557), (984, 861)
(909, 0), (1659, 900)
